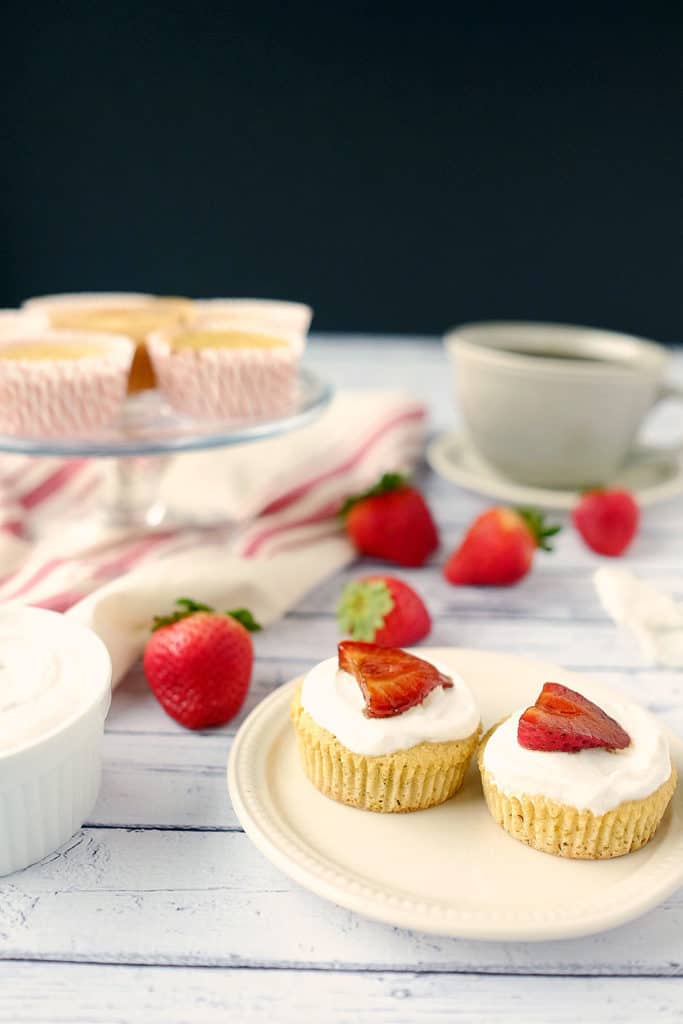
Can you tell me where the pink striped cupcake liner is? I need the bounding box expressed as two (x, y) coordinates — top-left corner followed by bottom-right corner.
(0, 331), (134, 437)
(189, 298), (313, 339)
(147, 329), (303, 420)
(0, 308), (50, 339)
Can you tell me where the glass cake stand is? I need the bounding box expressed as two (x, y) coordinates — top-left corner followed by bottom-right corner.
(0, 367), (333, 530)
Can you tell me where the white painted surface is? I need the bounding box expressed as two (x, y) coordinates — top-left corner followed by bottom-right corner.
(0, 964), (681, 1024)
(2, 336), (683, 1022)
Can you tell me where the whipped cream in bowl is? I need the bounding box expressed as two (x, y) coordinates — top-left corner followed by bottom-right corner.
(300, 653), (481, 756)
(0, 605), (111, 876)
(482, 695), (673, 815)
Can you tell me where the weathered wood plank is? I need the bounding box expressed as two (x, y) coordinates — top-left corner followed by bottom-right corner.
(93, 691), (683, 831)
(0, 828), (681, 974)
(0, 962), (681, 1024)
(91, 730), (238, 829)
(105, 658), (683, 743)
(248, 614), (682, 676)
(295, 561), (683, 618)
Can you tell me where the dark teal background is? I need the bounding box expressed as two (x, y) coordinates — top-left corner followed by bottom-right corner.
(3, 5), (682, 340)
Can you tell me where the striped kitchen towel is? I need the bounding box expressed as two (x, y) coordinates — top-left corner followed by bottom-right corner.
(0, 390), (427, 682)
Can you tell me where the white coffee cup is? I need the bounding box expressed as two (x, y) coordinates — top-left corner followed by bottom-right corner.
(445, 321), (683, 489)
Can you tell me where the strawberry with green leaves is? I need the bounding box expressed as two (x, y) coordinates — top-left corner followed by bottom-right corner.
(337, 575), (431, 647)
(143, 598), (260, 729)
(341, 473), (439, 567)
(443, 506), (560, 586)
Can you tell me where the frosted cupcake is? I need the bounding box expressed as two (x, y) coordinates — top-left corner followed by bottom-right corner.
(291, 642), (481, 813)
(479, 682), (677, 859)
(190, 298), (312, 341)
(0, 331), (134, 437)
(23, 293), (192, 392)
(148, 325), (303, 420)
(0, 308), (50, 340)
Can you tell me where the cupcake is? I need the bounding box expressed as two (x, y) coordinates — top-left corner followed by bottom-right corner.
(148, 326), (303, 421)
(291, 642), (481, 813)
(0, 331), (134, 437)
(479, 682), (677, 859)
(0, 308), (50, 339)
(22, 293), (192, 392)
(190, 298), (312, 341)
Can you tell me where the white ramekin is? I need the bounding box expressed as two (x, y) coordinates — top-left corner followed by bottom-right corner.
(0, 607), (112, 876)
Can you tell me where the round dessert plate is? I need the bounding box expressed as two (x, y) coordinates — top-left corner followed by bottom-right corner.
(228, 647), (683, 941)
(427, 431), (683, 509)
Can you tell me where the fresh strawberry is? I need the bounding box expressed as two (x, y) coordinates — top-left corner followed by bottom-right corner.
(518, 682), (631, 752)
(341, 473), (439, 567)
(336, 575), (431, 647)
(143, 598), (261, 730)
(443, 506), (560, 586)
(338, 640), (452, 718)
(572, 488), (639, 556)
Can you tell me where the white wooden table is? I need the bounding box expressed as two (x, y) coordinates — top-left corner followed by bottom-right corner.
(2, 337), (683, 1023)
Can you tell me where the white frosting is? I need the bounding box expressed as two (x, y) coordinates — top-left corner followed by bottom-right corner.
(482, 695), (673, 814)
(300, 654), (480, 756)
(0, 607), (109, 756)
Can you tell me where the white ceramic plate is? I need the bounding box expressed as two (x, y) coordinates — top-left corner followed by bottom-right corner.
(228, 648), (683, 941)
(427, 431), (683, 509)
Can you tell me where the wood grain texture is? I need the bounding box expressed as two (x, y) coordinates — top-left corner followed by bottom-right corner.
(3, 338), (683, 1020)
(0, 964), (681, 1024)
(1, 827), (682, 974)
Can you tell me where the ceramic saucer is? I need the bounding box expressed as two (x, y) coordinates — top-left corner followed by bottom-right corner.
(427, 431), (683, 509)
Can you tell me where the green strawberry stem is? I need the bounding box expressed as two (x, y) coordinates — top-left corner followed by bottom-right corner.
(152, 598), (262, 632)
(227, 608), (261, 632)
(515, 507), (562, 552)
(337, 579), (394, 641)
(339, 472), (407, 517)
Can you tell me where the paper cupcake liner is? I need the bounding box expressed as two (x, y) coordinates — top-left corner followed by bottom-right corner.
(291, 684), (480, 813)
(148, 330), (301, 420)
(190, 299), (313, 339)
(23, 294), (194, 394)
(478, 728), (677, 859)
(0, 308), (50, 340)
(0, 331), (134, 437)
(23, 292), (156, 315)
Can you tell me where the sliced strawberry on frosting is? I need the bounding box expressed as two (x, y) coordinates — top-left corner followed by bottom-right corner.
(518, 682), (631, 752)
(338, 640), (453, 718)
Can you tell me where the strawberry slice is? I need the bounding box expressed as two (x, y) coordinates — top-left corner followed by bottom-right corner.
(338, 640), (452, 718)
(518, 682), (631, 752)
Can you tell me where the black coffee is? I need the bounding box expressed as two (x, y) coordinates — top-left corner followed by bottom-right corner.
(498, 347), (618, 365)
